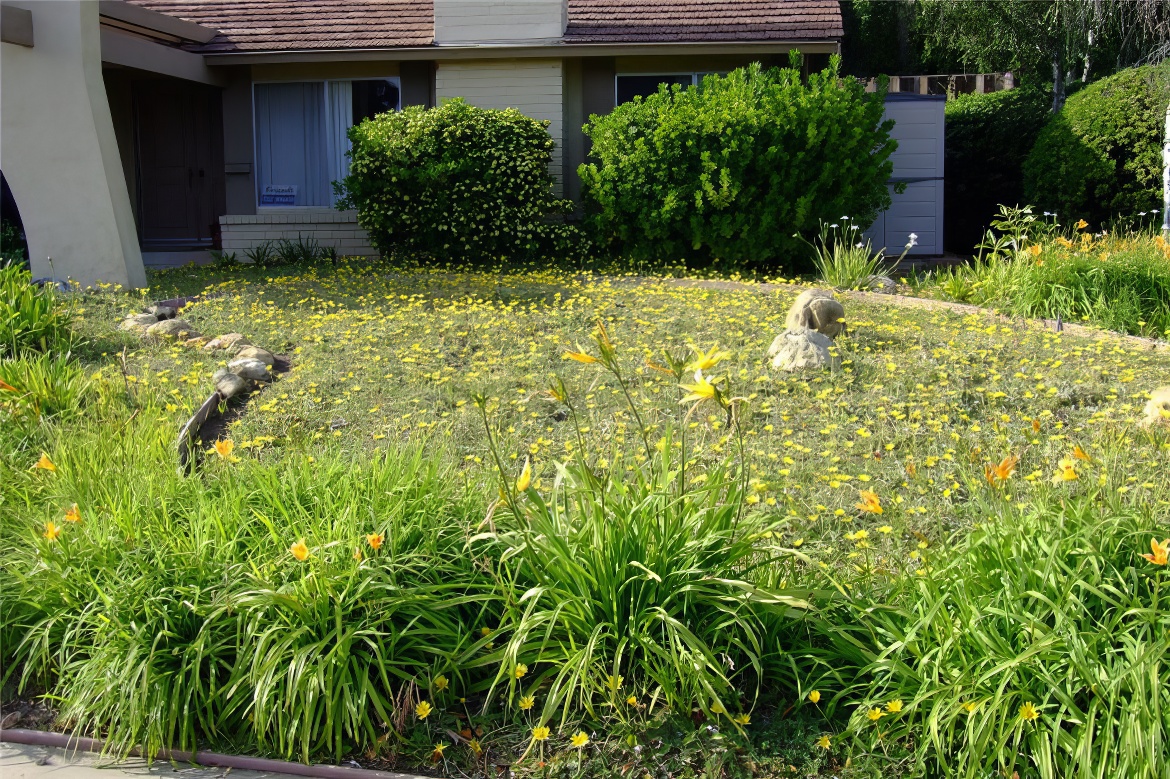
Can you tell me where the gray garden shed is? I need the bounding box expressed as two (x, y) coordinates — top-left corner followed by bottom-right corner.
(863, 93), (946, 257)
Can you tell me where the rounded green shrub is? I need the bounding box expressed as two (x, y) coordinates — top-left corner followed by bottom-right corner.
(944, 88), (1050, 252)
(579, 58), (898, 271)
(1023, 63), (1170, 226)
(337, 98), (583, 262)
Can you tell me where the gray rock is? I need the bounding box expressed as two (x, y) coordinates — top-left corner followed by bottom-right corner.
(866, 275), (898, 294)
(213, 368), (251, 399)
(784, 288), (846, 338)
(768, 327), (840, 372)
(203, 333), (251, 353)
(147, 304), (176, 319)
(147, 318), (200, 338)
(235, 345), (274, 366)
(228, 356), (270, 382)
(118, 313), (158, 332)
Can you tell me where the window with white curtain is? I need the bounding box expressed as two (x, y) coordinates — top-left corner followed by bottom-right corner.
(254, 78), (400, 208)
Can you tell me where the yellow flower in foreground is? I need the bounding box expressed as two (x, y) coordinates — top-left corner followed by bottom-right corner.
(856, 490), (883, 515)
(680, 369), (719, 404)
(1028, 244), (1042, 257)
(570, 731), (589, 748)
(985, 454), (1018, 486)
(605, 674), (623, 691)
(808, 690), (821, 703)
(415, 700), (432, 719)
(687, 344), (728, 372)
(1141, 538), (1170, 566)
(563, 348), (597, 364)
(366, 532), (383, 550)
(732, 713), (751, 726)
(531, 726), (550, 742)
(1020, 701), (1040, 721)
(1072, 444), (1091, 461)
(1052, 458), (1079, 483)
(431, 743), (446, 762)
(516, 457), (532, 492)
(469, 739), (482, 755)
(213, 439), (234, 458)
(289, 539), (310, 561)
(962, 701), (978, 713)
(886, 699), (903, 713)
(514, 663), (528, 679)
(64, 504), (82, 523)
(43, 521), (61, 542)
(1075, 219), (1089, 230)
(519, 695), (535, 710)
(433, 675), (449, 692)
(866, 707), (884, 721)
(816, 735), (832, 750)
(33, 453), (56, 472)
(626, 695), (637, 705)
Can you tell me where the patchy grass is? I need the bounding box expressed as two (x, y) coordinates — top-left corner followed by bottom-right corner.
(4, 258), (1170, 776)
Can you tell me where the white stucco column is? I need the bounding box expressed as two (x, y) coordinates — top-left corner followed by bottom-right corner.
(1, 1), (147, 288)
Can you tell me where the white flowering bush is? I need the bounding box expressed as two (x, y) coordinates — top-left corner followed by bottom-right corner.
(338, 98), (585, 263)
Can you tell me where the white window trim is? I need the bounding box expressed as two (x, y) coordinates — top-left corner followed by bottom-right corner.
(252, 76), (401, 210)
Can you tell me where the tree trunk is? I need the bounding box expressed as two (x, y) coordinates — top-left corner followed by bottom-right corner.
(1051, 52), (1066, 112)
(1162, 99), (1169, 240)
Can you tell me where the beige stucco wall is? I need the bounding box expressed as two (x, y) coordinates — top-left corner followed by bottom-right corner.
(1, 1), (146, 288)
(434, 0), (566, 44)
(435, 58), (564, 193)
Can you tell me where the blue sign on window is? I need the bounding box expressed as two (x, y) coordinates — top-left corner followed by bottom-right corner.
(260, 184), (297, 206)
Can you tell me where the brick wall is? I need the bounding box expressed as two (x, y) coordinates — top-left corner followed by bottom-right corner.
(220, 210), (379, 257)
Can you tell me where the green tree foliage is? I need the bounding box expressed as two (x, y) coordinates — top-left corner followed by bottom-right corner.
(944, 88), (1050, 251)
(1024, 63), (1170, 225)
(919, 0), (1170, 110)
(337, 98), (583, 263)
(579, 59), (897, 272)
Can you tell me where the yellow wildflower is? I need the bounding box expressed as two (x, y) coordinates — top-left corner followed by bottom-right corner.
(1020, 701), (1039, 721)
(43, 521), (61, 542)
(570, 731), (589, 748)
(366, 532), (383, 550)
(680, 369), (719, 404)
(531, 726), (550, 742)
(433, 675), (449, 692)
(64, 504), (82, 523)
(808, 690), (821, 703)
(816, 735), (831, 749)
(519, 695), (535, 710)
(886, 699), (903, 713)
(213, 439), (234, 458)
(516, 457), (532, 492)
(732, 713), (751, 726)
(867, 707), (884, 721)
(33, 453), (56, 472)
(1052, 457), (1079, 483)
(1141, 538), (1170, 566)
(289, 538), (310, 561)
(513, 663), (528, 679)
(415, 700), (432, 719)
(856, 490), (883, 514)
(687, 344), (728, 372)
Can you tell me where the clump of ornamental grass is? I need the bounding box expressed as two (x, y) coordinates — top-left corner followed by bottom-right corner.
(840, 497), (1170, 778)
(472, 323), (815, 729)
(1, 261), (75, 356)
(802, 218), (912, 290)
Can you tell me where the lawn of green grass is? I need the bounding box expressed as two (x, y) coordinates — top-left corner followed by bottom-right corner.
(4, 258), (1170, 777)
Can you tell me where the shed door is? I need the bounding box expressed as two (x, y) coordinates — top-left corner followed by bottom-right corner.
(863, 98), (945, 256)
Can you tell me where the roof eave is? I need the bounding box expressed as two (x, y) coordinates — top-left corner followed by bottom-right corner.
(202, 38), (842, 65)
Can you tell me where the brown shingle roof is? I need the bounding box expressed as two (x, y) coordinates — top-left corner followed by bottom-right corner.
(127, 1), (434, 51)
(128, 0), (839, 53)
(565, 0), (842, 43)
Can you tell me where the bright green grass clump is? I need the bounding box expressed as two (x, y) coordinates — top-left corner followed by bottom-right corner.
(3, 258), (1170, 776)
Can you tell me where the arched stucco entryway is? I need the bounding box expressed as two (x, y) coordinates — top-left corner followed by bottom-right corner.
(0, 1), (146, 288)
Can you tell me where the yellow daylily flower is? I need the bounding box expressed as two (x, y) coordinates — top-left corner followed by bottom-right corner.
(289, 538), (310, 561)
(680, 369), (720, 403)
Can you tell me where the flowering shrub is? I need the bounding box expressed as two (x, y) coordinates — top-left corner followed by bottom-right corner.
(580, 59), (897, 271)
(338, 98), (585, 263)
(1023, 62), (1170, 226)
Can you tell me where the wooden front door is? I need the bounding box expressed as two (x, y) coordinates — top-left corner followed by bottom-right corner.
(134, 80), (225, 248)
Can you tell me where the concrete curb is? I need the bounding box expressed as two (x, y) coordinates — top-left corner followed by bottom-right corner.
(0, 730), (427, 779)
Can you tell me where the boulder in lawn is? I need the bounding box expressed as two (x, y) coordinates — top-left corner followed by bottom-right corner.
(213, 368), (251, 399)
(147, 304), (176, 319)
(768, 327), (840, 372)
(865, 275), (898, 294)
(147, 318), (200, 339)
(228, 356), (270, 382)
(784, 289), (845, 339)
(203, 333), (251, 353)
(235, 345), (274, 367)
(118, 313), (158, 332)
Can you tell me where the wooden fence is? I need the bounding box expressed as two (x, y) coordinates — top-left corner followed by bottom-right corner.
(864, 73), (1015, 96)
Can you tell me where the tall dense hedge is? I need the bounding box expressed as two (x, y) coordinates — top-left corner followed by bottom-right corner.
(579, 59), (897, 270)
(1023, 63), (1170, 226)
(337, 98), (581, 262)
(944, 88), (1050, 252)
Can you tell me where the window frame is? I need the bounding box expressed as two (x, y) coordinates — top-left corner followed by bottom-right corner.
(613, 72), (696, 106)
(251, 76), (402, 210)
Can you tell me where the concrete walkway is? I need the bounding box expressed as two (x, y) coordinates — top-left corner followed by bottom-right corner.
(2, 743), (316, 779)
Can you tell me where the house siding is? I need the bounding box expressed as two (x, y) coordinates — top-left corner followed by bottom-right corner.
(435, 58), (564, 193)
(220, 209), (379, 258)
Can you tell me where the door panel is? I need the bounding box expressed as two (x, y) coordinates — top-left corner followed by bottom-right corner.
(134, 80), (225, 247)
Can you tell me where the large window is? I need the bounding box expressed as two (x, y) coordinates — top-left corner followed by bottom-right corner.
(614, 73), (719, 104)
(253, 78), (400, 208)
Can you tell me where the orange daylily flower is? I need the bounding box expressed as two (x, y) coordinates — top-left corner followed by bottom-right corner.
(290, 538), (310, 561)
(43, 521), (61, 542)
(1141, 538), (1170, 566)
(64, 503), (82, 523)
(33, 453), (56, 472)
(367, 532), (383, 550)
(856, 490), (883, 515)
(1072, 445), (1091, 462)
(984, 455), (1018, 487)
(213, 439), (234, 458)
